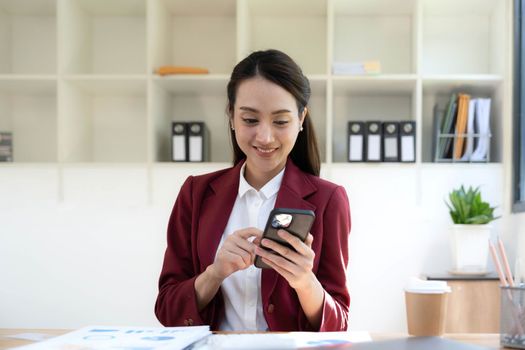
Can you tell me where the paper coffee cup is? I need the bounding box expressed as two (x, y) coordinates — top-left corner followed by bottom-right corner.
(404, 278), (451, 336)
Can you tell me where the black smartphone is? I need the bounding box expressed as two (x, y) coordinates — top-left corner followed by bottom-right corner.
(254, 208), (315, 269)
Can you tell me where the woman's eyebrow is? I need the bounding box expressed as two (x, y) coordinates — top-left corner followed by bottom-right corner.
(239, 107), (292, 115)
(239, 106), (259, 113)
(272, 109), (292, 115)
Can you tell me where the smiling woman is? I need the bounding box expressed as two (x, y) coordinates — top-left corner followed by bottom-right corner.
(230, 77), (306, 190)
(155, 49), (351, 332)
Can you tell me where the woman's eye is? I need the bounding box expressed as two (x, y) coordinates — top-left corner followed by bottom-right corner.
(242, 118), (258, 125)
(274, 120), (289, 126)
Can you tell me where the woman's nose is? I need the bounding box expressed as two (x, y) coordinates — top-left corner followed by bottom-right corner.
(255, 122), (274, 144)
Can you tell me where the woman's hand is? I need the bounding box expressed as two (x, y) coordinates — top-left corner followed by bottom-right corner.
(208, 227), (262, 280)
(254, 230), (317, 291)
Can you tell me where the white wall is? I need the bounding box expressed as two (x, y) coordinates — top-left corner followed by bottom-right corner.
(0, 163), (509, 331)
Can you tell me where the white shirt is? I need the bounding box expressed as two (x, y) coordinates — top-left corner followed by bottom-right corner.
(217, 163), (285, 331)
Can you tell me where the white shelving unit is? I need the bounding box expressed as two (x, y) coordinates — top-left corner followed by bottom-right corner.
(0, 0), (509, 167)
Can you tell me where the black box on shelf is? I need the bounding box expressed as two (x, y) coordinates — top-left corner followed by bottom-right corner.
(0, 132), (13, 162)
(382, 121), (400, 162)
(171, 121), (209, 162)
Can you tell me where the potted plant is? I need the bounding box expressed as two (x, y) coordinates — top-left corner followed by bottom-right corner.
(446, 185), (500, 273)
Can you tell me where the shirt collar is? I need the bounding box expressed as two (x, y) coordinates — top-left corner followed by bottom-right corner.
(238, 162), (285, 200)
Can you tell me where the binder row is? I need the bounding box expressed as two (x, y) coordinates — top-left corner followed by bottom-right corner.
(172, 122), (207, 162)
(348, 121), (416, 162)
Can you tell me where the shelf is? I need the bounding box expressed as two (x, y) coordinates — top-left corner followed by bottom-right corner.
(422, 75), (504, 94)
(421, 0), (505, 75)
(0, 77), (57, 162)
(0, 0), (508, 169)
(333, 0), (415, 75)
(60, 79), (147, 163)
(149, 0), (236, 75)
(333, 75), (417, 94)
(62, 76), (147, 95)
(332, 87), (415, 163)
(240, 0), (327, 75)
(152, 75), (229, 94)
(60, 0), (146, 75)
(421, 81), (502, 163)
(0, 0), (57, 75)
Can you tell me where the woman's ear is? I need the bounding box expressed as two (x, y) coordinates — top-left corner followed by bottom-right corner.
(299, 107), (307, 128)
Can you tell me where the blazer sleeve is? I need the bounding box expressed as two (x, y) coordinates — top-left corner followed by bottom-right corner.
(316, 185), (351, 331)
(154, 176), (220, 327)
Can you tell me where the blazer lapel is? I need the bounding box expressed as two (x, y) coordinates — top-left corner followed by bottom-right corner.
(262, 158), (318, 303)
(198, 161), (243, 270)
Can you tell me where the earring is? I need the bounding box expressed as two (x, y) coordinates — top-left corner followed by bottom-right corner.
(300, 126), (304, 132)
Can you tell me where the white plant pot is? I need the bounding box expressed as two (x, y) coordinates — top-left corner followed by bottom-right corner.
(450, 224), (492, 272)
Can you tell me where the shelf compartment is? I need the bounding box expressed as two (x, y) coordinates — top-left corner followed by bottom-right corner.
(149, 0), (236, 75)
(421, 79), (502, 163)
(421, 0), (505, 75)
(60, 78), (147, 163)
(333, 79), (416, 163)
(0, 78), (57, 162)
(240, 0), (327, 75)
(60, 0), (146, 75)
(151, 77), (229, 163)
(0, 0), (57, 74)
(332, 0), (416, 75)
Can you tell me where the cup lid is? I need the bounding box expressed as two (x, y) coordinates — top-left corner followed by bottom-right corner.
(405, 277), (451, 294)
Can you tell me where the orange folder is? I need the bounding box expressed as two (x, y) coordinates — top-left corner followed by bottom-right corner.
(453, 93), (470, 160)
(155, 66), (209, 76)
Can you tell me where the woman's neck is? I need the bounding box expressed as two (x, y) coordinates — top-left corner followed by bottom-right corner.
(244, 164), (284, 191)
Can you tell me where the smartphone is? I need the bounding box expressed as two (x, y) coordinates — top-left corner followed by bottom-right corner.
(254, 208), (315, 269)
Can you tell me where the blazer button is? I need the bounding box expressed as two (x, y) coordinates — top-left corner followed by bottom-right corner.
(188, 318), (194, 326)
(267, 304), (275, 314)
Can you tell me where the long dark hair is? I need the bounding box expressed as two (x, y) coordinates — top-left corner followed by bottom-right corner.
(226, 49), (320, 177)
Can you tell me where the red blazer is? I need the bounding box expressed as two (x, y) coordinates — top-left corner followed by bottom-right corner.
(155, 158), (351, 331)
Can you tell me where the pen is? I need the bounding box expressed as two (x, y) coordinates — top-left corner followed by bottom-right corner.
(498, 236), (515, 287)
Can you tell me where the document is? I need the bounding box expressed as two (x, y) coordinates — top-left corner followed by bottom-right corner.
(13, 325), (211, 350)
(470, 98), (491, 161)
(193, 331), (371, 349)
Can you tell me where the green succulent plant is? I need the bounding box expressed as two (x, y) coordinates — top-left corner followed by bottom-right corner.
(446, 185), (499, 225)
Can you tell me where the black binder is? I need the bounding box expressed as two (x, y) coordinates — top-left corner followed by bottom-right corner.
(400, 121), (416, 162)
(187, 122), (205, 162)
(365, 121), (382, 162)
(347, 121), (365, 162)
(382, 121), (399, 162)
(171, 122), (187, 162)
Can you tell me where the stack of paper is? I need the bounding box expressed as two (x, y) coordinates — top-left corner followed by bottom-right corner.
(332, 61), (381, 75)
(13, 325), (211, 350)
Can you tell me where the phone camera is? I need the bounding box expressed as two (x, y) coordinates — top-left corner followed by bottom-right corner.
(271, 214), (293, 229)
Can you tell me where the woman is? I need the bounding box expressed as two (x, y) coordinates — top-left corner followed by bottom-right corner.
(155, 49), (350, 331)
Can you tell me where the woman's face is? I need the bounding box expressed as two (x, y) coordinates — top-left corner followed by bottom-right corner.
(232, 76), (306, 183)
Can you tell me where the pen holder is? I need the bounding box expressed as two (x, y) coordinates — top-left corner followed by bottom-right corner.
(501, 286), (525, 348)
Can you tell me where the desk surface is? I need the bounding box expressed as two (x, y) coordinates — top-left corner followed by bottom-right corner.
(0, 329), (504, 350)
